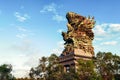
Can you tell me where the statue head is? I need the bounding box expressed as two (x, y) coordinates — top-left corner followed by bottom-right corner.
(66, 12), (85, 25)
(66, 12), (95, 29)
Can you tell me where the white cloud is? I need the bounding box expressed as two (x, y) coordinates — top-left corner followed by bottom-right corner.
(16, 34), (27, 39)
(93, 23), (120, 44)
(93, 23), (120, 42)
(94, 37), (103, 41)
(0, 54), (28, 78)
(11, 55), (30, 78)
(94, 23), (120, 34)
(101, 41), (117, 45)
(14, 12), (30, 22)
(40, 3), (65, 22)
(52, 14), (65, 22)
(4, 39), (42, 78)
(13, 52), (42, 78)
(40, 3), (57, 14)
(13, 39), (32, 52)
(15, 26), (32, 39)
(0, 52), (42, 78)
(109, 24), (120, 32)
(93, 24), (107, 37)
(24, 52), (42, 68)
(17, 26), (27, 32)
(12, 69), (29, 78)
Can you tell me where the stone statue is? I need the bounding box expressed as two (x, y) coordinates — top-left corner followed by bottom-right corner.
(61, 12), (95, 55)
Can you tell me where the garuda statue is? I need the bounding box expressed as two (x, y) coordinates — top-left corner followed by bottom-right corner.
(61, 12), (95, 56)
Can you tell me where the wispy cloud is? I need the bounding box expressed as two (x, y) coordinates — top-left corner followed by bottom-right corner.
(16, 26), (27, 39)
(14, 39), (32, 51)
(109, 24), (120, 32)
(17, 26), (27, 32)
(101, 41), (117, 45)
(15, 26), (33, 39)
(16, 34), (27, 39)
(52, 14), (65, 22)
(93, 24), (107, 37)
(40, 3), (57, 14)
(14, 12), (30, 22)
(40, 3), (65, 22)
(94, 37), (103, 41)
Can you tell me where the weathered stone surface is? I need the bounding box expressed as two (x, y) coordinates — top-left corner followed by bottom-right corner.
(61, 12), (95, 56)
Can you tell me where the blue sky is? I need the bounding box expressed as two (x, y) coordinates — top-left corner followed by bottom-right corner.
(0, 0), (120, 78)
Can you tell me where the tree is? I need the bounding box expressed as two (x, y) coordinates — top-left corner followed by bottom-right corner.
(95, 52), (120, 80)
(46, 54), (79, 80)
(29, 56), (48, 80)
(0, 64), (15, 80)
(29, 54), (65, 80)
(30, 53), (119, 80)
(47, 54), (65, 80)
(61, 67), (79, 80)
(77, 59), (98, 80)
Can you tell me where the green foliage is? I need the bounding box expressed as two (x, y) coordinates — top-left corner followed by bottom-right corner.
(29, 54), (63, 80)
(95, 51), (120, 80)
(29, 56), (48, 80)
(0, 64), (15, 80)
(0, 64), (12, 73)
(77, 59), (98, 80)
(29, 52), (120, 80)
